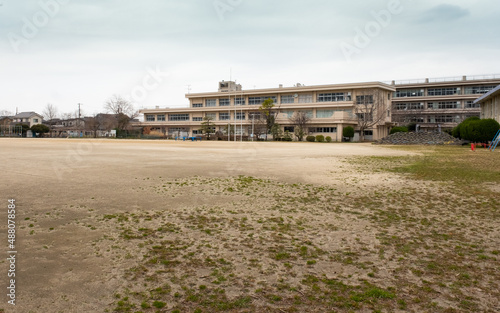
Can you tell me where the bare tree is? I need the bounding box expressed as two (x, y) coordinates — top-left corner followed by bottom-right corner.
(354, 89), (390, 142)
(104, 95), (136, 116)
(0, 110), (13, 117)
(43, 103), (58, 121)
(85, 114), (102, 138)
(289, 111), (311, 141)
(104, 95), (138, 131)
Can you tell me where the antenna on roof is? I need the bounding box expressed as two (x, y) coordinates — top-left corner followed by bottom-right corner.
(186, 85), (192, 94)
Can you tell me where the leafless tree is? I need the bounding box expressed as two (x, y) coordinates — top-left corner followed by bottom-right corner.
(289, 111), (311, 141)
(43, 103), (58, 121)
(85, 114), (102, 138)
(104, 95), (137, 117)
(354, 88), (391, 142)
(0, 110), (12, 117)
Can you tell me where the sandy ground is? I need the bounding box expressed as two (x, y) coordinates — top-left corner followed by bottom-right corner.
(0, 139), (497, 313)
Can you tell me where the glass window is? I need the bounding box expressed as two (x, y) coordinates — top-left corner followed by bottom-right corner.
(284, 126), (295, 132)
(316, 110), (334, 118)
(205, 113), (216, 119)
(394, 89), (424, 98)
(465, 100), (480, 108)
(206, 99), (216, 107)
(427, 101), (461, 109)
(235, 97), (246, 106)
(309, 127), (337, 133)
(248, 112), (262, 120)
(193, 103), (203, 108)
(298, 94), (312, 103)
(192, 117), (203, 122)
(427, 88), (460, 96)
(281, 95), (295, 104)
(428, 115), (461, 123)
(168, 114), (190, 121)
(248, 96), (277, 105)
(219, 112), (230, 121)
(356, 95), (373, 104)
(394, 102), (424, 110)
(219, 98), (230, 106)
(146, 115), (155, 122)
(282, 110), (294, 118)
(236, 112), (245, 120)
(464, 85), (496, 94)
(157, 115), (166, 121)
(317, 93), (347, 102)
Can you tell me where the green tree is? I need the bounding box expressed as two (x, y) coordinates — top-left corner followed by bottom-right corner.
(455, 117), (499, 143)
(259, 98), (277, 141)
(31, 124), (50, 137)
(343, 126), (355, 141)
(200, 116), (216, 140)
(271, 123), (283, 141)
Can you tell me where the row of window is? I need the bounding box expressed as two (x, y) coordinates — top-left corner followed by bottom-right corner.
(394, 100), (480, 111)
(394, 115), (479, 124)
(394, 86), (496, 98)
(194, 92), (356, 108)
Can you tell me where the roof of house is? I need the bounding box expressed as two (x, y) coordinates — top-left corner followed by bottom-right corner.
(14, 112), (43, 119)
(474, 85), (500, 104)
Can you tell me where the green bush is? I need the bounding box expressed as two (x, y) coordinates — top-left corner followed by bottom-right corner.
(455, 117), (499, 142)
(306, 135), (315, 142)
(390, 126), (408, 134)
(325, 136), (332, 143)
(343, 126), (355, 139)
(315, 135), (325, 142)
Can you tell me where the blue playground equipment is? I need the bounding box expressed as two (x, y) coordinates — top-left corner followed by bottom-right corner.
(489, 129), (500, 152)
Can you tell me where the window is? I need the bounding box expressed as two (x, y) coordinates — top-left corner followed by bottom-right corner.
(248, 112), (262, 120)
(192, 130), (202, 135)
(236, 112), (245, 120)
(157, 115), (166, 121)
(309, 127), (337, 133)
(248, 96), (277, 105)
(363, 130), (373, 136)
(394, 89), (424, 98)
(298, 94), (313, 103)
(206, 99), (216, 107)
(464, 85), (496, 94)
(34, 119), (39, 123)
(316, 110), (334, 118)
(427, 101), (461, 110)
(168, 127), (188, 135)
(427, 88), (460, 96)
(235, 97), (246, 106)
(193, 103), (203, 108)
(394, 102), (424, 110)
(219, 98), (230, 106)
(356, 113), (373, 122)
(318, 93), (348, 102)
(192, 117), (203, 122)
(284, 126), (295, 133)
(219, 112), (230, 121)
(428, 115), (460, 123)
(465, 100), (480, 108)
(281, 95), (295, 104)
(146, 115), (155, 122)
(356, 95), (373, 104)
(168, 114), (190, 121)
(205, 113), (216, 119)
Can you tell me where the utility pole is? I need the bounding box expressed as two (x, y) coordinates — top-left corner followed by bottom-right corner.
(77, 103), (82, 131)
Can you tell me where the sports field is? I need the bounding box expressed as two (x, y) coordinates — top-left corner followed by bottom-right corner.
(0, 138), (499, 312)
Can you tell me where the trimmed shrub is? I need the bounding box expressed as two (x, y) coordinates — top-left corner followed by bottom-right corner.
(390, 126), (408, 135)
(306, 135), (315, 142)
(325, 136), (332, 143)
(455, 117), (499, 142)
(343, 126), (355, 139)
(316, 135), (325, 142)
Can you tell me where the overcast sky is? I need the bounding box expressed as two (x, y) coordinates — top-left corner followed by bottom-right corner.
(1, 0), (499, 117)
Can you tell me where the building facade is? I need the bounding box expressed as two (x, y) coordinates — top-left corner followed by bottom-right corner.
(139, 81), (395, 141)
(391, 75), (500, 131)
(475, 85), (500, 123)
(12, 112), (43, 127)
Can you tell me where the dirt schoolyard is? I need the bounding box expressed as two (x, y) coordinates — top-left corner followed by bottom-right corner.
(0, 138), (498, 312)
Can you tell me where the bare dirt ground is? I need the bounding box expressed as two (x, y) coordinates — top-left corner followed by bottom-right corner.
(0, 138), (498, 313)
